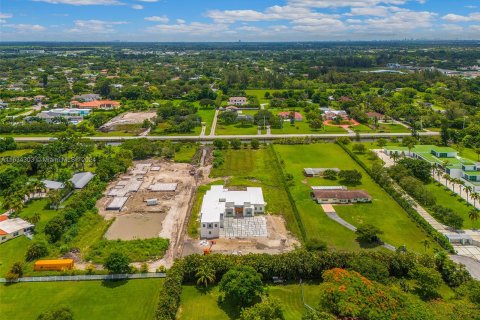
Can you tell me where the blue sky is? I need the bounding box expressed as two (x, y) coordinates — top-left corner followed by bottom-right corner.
(0, 0), (479, 41)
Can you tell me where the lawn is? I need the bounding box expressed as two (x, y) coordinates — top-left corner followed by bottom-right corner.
(352, 123), (410, 134)
(425, 182), (477, 229)
(245, 89), (293, 104)
(0, 279), (163, 320)
(215, 123), (258, 135)
(271, 119), (347, 135)
(178, 283), (322, 320)
(18, 199), (58, 233)
(0, 149), (33, 157)
(210, 148), (300, 238)
(197, 108), (216, 135)
(274, 144), (440, 253)
(0, 236), (31, 276)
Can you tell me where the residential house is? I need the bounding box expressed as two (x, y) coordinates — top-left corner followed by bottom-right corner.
(72, 93), (100, 102)
(200, 185), (266, 239)
(228, 97), (248, 106)
(383, 145), (480, 191)
(71, 100), (120, 110)
(34, 95), (47, 103)
(366, 111), (384, 121)
(322, 110), (349, 121)
(27, 108), (91, 125)
(278, 111), (303, 121)
(70, 172), (95, 189)
(0, 216), (34, 244)
(311, 189), (371, 204)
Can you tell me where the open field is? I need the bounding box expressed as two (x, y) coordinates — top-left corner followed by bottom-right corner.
(0, 279), (163, 320)
(215, 123), (258, 135)
(0, 236), (30, 275)
(274, 143), (440, 252)
(178, 283), (322, 320)
(271, 118), (347, 134)
(174, 144), (198, 163)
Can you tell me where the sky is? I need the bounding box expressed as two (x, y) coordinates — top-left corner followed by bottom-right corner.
(0, 0), (479, 42)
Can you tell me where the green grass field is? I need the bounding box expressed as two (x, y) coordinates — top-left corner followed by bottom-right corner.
(0, 149), (34, 157)
(178, 283), (322, 320)
(210, 148), (301, 238)
(425, 182), (477, 229)
(0, 237), (31, 276)
(175, 144), (198, 163)
(274, 144), (439, 252)
(215, 123), (258, 135)
(0, 279), (163, 320)
(271, 119), (347, 134)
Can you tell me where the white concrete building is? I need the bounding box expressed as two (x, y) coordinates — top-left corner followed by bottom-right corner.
(200, 185), (266, 239)
(0, 217), (34, 243)
(228, 97), (247, 106)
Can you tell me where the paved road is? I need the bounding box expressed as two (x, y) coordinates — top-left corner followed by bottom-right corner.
(209, 109), (219, 136)
(10, 131), (440, 143)
(449, 255), (480, 280)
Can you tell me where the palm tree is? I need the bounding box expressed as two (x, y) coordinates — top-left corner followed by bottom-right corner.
(47, 189), (62, 210)
(3, 194), (25, 216)
(469, 209), (480, 230)
(26, 213), (41, 225)
(392, 152), (399, 164)
(443, 174), (450, 187)
(195, 265), (215, 288)
(420, 239), (430, 252)
(472, 193), (479, 208)
(465, 186), (473, 204)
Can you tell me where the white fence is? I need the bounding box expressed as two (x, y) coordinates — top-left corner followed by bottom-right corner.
(0, 272), (166, 283)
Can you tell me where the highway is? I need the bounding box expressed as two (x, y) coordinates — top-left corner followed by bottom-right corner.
(11, 131), (440, 143)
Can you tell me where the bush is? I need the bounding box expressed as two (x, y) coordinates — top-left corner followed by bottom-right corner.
(26, 241), (49, 261)
(348, 256), (389, 283)
(103, 252), (131, 274)
(356, 224), (383, 243)
(219, 266), (264, 307)
(240, 297), (284, 320)
(37, 307), (73, 320)
(305, 238), (327, 252)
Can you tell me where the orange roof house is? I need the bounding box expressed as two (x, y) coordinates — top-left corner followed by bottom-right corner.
(71, 100), (120, 109)
(34, 259), (74, 271)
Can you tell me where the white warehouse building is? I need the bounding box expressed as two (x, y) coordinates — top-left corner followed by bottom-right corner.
(200, 185), (266, 239)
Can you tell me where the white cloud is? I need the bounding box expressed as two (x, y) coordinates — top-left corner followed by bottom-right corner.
(145, 15), (169, 23)
(348, 6), (400, 16)
(131, 4), (143, 10)
(0, 13), (13, 19)
(138, 0), (158, 2)
(287, 0), (409, 8)
(4, 24), (46, 32)
(67, 19), (127, 33)
(146, 22), (229, 35)
(176, 19), (185, 24)
(32, 0), (121, 5)
(442, 13), (480, 22)
(441, 24), (464, 32)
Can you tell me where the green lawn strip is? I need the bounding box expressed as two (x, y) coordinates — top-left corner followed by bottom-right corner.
(0, 149), (34, 157)
(18, 199), (58, 233)
(271, 120), (339, 135)
(425, 182), (476, 229)
(274, 144), (439, 253)
(215, 123), (258, 135)
(210, 148), (301, 238)
(0, 237), (30, 275)
(178, 283), (322, 320)
(70, 212), (113, 260)
(85, 238), (169, 263)
(0, 279), (163, 320)
(197, 108), (216, 134)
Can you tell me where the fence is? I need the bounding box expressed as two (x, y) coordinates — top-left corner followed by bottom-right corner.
(0, 272), (166, 283)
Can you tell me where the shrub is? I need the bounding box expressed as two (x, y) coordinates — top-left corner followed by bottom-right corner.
(219, 266), (264, 307)
(305, 238), (327, 252)
(26, 241), (49, 261)
(240, 297), (284, 320)
(37, 307), (73, 320)
(355, 224), (383, 243)
(103, 252), (131, 274)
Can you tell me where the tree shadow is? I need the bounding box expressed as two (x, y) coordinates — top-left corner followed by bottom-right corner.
(101, 279), (129, 288)
(195, 284), (215, 295)
(217, 298), (241, 320)
(356, 239), (383, 249)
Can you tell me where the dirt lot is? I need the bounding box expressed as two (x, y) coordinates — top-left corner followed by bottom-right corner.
(97, 160), (196, 242)
(100, 111), (156, 131)
(182, 215), (299, 256)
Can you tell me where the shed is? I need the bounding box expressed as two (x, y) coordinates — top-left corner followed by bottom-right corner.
(42, 180), (65, 190)
(34, 259), (74, 271)
(303, 168), (340, 177)
(146, 198), (158, 206)
(148, 183), (177, 192)
(311, 186), (347, 190)
(69, 172), (94, 189)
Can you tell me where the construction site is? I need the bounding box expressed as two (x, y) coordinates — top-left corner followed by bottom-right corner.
(99, 111), (157, 132)
(95, 148), (298, 268)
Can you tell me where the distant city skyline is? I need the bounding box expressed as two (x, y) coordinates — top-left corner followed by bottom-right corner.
(1, 0), (479, 41)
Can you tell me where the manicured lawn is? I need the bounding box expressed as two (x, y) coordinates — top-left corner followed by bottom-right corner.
(0, 236), (30, 276)
(215, 123), (258, 135)
(245, 89), (293, 104)
(271, 119), (347, 134)
(210, 148), (300, 238)
(19, 199), (58, 233)
(197, 109), (216, 135)
(178, 283), (322, 320)
(0, 279), (163, 320)
(274, 144), (440, 253)
(425, 182), (477, 229)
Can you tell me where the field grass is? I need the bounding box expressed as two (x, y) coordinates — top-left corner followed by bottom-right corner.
(85, 238), (169, 263)
(352, 123), (410, 133)
(245, 89), (294, 104)
(0, 236), (30, 276)
(0, 279), (163, 320)
(175, 144), (198, 163)
(425, 182), (477, 229)
(274, 144), (439, 253)
(210, 148), (301, 238)
(197, 108), (216, 134)
(215, 123), (258, 135)
(0, 149), (33, 157)
(18, 199), (58, 234)
(178, 283), (322, 320)
(271, 119), (347, 134)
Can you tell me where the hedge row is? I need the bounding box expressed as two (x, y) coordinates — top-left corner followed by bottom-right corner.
(337, 142), (454, 252)
(268, 144), (307, 241)
(155, 261), (185, 320)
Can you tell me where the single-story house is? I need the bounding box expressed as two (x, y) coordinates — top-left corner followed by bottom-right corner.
(0, 216), (34, 243)
(366, 112), (384, 120)
(225, 106), (239, 111)
(278, 112), (303, 121)
(72, 93), (101, 102)
(323, 110), (349, 121)
(228, 97), (247, 106)
(200, 185), (265, 239)
(71, 100), (120, 109)
(311, 189), (371, 204)
(304, 168), (340, 177)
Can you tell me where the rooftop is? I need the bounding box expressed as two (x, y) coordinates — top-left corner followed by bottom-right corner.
(312, 189), (371, 200)
(70, 172), (95, 189)
(0, 218), (34, 234)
